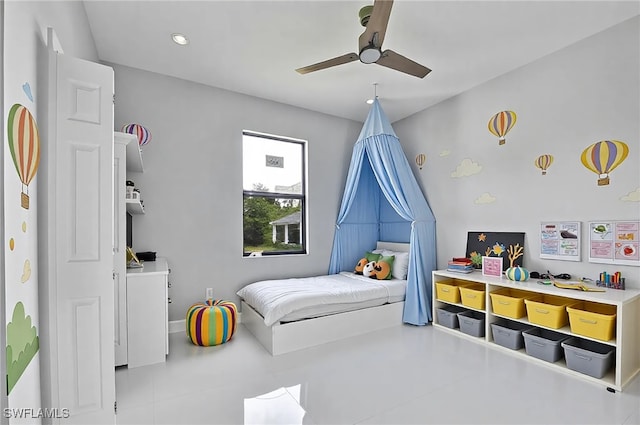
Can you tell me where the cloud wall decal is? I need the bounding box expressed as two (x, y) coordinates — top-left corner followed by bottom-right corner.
(451, 158), (482, 178)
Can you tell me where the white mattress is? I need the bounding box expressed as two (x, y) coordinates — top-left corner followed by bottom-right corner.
(237, 272), (406, 326)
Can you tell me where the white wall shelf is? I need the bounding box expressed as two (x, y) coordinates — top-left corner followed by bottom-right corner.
(124, 134), (144, 172)
(432, 270), (640, 392)
(126, 199), (145, 214)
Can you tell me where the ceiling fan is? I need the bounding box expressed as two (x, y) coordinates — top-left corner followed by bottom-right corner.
(296, 0), (431, 78)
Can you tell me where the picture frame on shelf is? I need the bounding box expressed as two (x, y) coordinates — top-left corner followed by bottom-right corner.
(482, 256), (503, 277)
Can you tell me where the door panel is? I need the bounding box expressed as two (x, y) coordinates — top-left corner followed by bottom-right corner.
(47, 45), (115, 424)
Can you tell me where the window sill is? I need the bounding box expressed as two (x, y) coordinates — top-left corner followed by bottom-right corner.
(243, 252), (308, 258)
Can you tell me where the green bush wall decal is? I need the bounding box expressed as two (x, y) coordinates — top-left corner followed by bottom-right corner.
(6, 302), (39, 394)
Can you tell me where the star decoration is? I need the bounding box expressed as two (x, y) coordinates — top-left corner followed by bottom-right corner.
(478, 233), (487, 242)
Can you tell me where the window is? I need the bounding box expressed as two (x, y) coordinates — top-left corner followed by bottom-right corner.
(242, 131), (307, 256)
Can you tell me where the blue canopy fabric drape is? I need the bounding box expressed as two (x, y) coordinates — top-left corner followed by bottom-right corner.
(328, 99), (437, 325)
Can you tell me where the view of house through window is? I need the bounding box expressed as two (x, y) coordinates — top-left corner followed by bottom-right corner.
(242, 131), (307, 256)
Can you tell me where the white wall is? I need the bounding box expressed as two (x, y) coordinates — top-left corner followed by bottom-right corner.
(1, 1), (7, 419)
(111, 64), (362, 320)
(3, 0), (99, 420)
(394, 17), (640, 288)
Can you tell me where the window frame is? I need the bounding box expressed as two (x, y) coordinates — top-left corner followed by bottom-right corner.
(242, 130), (308, 257)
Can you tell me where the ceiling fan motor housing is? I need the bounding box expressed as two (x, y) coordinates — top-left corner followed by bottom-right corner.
(359, 5), (374, 26)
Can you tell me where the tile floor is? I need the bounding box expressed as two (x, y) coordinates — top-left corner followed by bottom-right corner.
(116, 324), (640, 424)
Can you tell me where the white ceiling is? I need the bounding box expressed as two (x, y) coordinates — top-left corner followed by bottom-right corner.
(83, 1), (639, 123)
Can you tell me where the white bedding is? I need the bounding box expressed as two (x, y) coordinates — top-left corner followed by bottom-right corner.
(237, 272), (406, 326)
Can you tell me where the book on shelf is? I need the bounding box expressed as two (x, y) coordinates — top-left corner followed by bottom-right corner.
(447, 262), (474, 273)
(451, 257), (472, 263)
(446, 268), (474, 274)
(446, 257), (474, 273)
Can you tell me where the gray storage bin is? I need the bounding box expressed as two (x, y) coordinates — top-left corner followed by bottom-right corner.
(522, 328), (570, 362)
(561, 337), (615, 378)
(457, 310), (485, 337)
(491, 320), (533, 350)
(437, 305), (468, 329)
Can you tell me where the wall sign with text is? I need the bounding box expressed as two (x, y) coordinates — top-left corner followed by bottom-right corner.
(265, 155), (284, 168)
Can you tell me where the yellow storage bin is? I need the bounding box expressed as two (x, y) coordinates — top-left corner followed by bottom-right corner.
(489, 288), (533, 319)
(435, 280), (471, 304)
(524, 295), (575, 329)
(567, 301), (617, 341)
(459, 283), (486, 310)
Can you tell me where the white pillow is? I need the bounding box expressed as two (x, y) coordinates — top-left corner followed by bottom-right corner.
(382, 249), (409, 280)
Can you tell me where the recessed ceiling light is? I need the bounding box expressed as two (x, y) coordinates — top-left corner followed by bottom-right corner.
(171, 33), (189, 45)
(366, 99), (374, 104)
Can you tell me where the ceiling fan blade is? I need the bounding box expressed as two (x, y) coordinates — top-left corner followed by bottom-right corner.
(376, 50), (432, 78)
(359, 0), (393, 52)
(296, 53), (359, 74)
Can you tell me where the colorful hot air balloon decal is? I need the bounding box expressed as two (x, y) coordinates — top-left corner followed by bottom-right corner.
(488, 110), (517, 145)
(534, 154), (554, 175)
(580, 140), (629, 186)
(415, 153), (426, 170)
(7, 104), (41, 209)
(121, 123), (152, 146)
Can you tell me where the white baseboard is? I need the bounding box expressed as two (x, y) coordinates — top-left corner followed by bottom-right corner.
(169, 313), (242, 334)
(169, 320), (185, 334)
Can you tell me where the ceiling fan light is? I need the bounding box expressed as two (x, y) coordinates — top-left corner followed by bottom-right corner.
(171, 33), (189, 45)
(359, 46), (381, 64)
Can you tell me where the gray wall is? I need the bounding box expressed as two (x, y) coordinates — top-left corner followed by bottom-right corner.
(112, 65), (362, 320)
(394, 17), (640, 287)
(113, 16), (639, 321)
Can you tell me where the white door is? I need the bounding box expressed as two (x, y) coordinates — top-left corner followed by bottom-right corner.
(44, 33), (115, 424)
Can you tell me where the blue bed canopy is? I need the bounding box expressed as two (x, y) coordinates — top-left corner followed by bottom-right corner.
(328, 99), (437, 325)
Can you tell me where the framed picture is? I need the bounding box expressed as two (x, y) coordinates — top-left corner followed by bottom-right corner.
(588, 220), (640, 267)
(466, 231), (525, 270)
(482, 256), (503, 277)
(540, 221), (581, 261)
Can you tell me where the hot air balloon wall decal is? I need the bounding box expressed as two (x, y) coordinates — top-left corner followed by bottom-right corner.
(534, 154), (554, 175)
(488, 110), (517, 145)
(415, 153), (426, 170)
(7, 104), (41, 209)
(581, 140), (629, 186)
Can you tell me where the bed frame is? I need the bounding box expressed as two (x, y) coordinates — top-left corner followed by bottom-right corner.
(240, 241), (409, 355)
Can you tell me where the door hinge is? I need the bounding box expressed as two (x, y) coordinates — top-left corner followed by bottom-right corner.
(114, 401), (117, 413)
(113, 93), (116, 104)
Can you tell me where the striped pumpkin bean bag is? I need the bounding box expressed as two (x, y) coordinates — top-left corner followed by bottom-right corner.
(186, 299), (238, 346)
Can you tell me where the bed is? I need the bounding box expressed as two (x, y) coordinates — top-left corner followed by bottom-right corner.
(238, 241), (409, 355)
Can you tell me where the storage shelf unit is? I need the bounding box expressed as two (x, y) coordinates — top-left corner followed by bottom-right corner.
(126, 136), (144, 172)
(121, 131), (144, 214)
(432, 270), (640, 392)
(114, 131), (147, 367)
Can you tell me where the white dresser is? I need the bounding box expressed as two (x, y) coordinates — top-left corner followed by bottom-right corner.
(126, 258), (170, 368)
